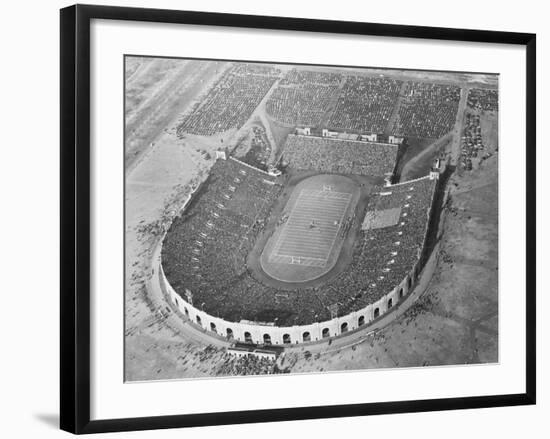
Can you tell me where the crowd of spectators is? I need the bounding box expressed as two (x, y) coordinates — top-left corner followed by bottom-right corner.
(391, 82), (460, 138)
(162, 157), (282, 305)
(467, 88), (498, 112)
(231, 63), (281, 77)
(266, 68), (343, 127)
(239, 125), (271, 171)
(216, 353), (284, 376)
(282, 135), (397, 177)
(279, 69), (342, 86)
(328, 75), (402, 133)
(162, 155), (437, 328)
(177, 65), (279, 136)
(161, 157), (334, 325)
(266, 83), (340, 127)
(322, 177), (437, 316)
(268, 70), (462, 142)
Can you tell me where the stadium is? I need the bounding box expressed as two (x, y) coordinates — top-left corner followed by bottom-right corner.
(124, 58), (499, 379)
(159, 128), (440, 346)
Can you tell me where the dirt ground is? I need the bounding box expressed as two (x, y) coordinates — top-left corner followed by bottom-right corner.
(124, 60), (498, 381)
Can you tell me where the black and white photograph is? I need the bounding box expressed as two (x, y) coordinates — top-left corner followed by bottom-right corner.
(0, 0), (543, 436)
(124, 58), (499, 381)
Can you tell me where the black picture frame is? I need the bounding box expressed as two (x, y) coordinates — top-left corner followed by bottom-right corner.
(60, 3), (536, 434)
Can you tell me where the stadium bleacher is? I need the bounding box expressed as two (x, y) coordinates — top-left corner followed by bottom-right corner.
(282, 135), (397, 177)
(391, 82), (460, 138)
(266, 84), (340, 127)
(162, 153), (437, 326)
(177, 64), (280, 136)
(328, 75), (402, 133)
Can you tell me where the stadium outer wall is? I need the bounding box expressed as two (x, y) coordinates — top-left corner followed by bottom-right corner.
(156, 172), (439, 346)
(160, 260), (420, 345)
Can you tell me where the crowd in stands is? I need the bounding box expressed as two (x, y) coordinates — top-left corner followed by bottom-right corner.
(331, 177), (437, 315)
(282, 135), (397, 177)
(467, 88), (498, 112)
(178, 62), (467, 146)
(238, 125), (272, 171)
(162, 157), (282, 311)
(391, 82), (460, 138)
(162, 153), (437, 327)
(216, 353), (284, 376)
(177, 65), (279, 136)
(268, 69), (463, 143)
(266, 68), (343, 127)
(266, 83), (340, 127)
(231, 63), (281, 77)
(279, 69), (342, 86)
(165, 66), (444, 328)
(328, 76), (402, 133)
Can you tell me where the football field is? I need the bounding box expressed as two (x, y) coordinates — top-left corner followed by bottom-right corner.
(269, 189), (352, 267)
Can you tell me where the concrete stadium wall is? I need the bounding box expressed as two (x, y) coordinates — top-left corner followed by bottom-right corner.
(160, 262), (418, 346)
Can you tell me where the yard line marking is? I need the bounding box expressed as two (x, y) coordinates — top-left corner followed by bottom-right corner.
(270, 188), (352, 266)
